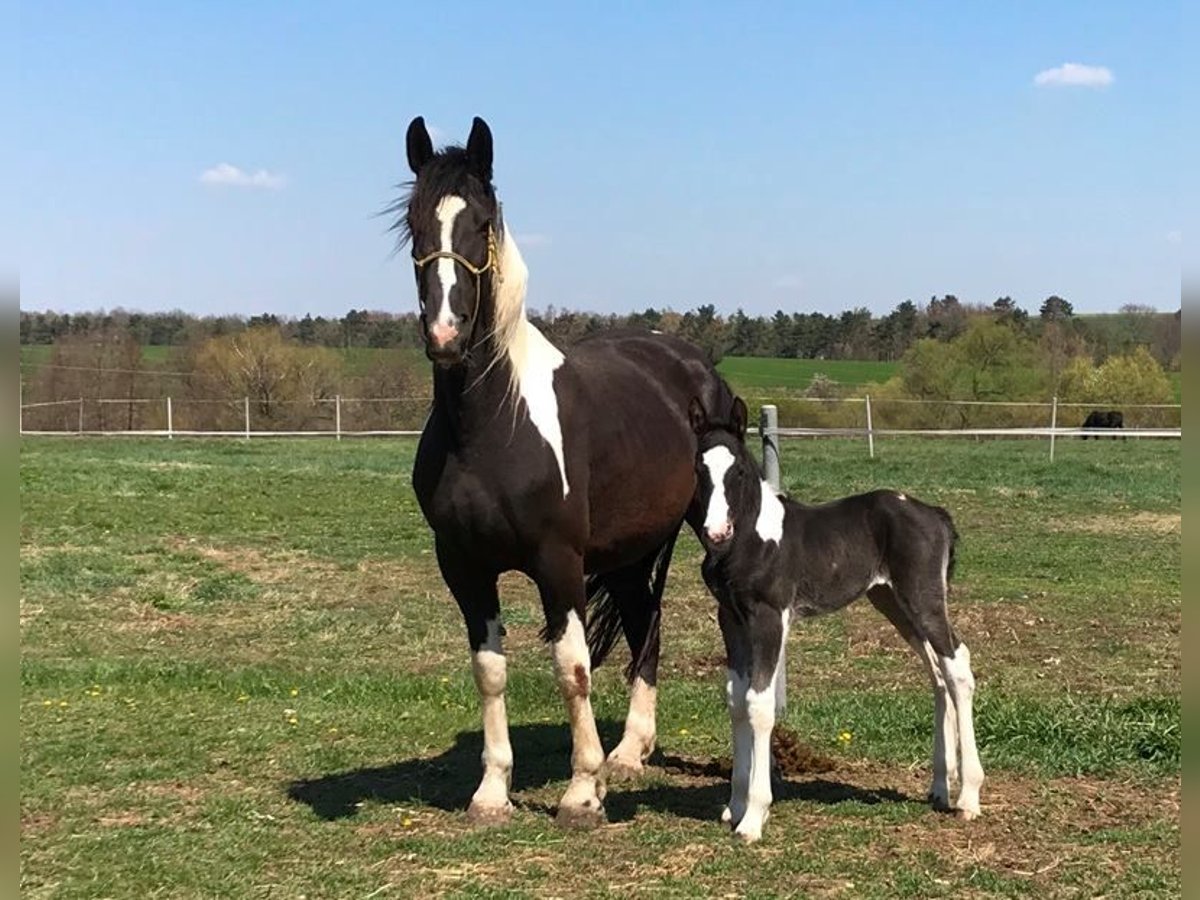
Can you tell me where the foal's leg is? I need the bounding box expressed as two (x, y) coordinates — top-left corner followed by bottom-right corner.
(718, 605), (752, 828)
(535, 550), (607, 828)
(735, 602), (789, 843)
(938, 640), (984, 820)
(867, 585), (957, 809)
(437, 544), (511, 824)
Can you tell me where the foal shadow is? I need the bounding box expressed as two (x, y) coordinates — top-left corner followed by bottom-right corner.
(605, 754), (912, 823)
(288, 721), (911, 823)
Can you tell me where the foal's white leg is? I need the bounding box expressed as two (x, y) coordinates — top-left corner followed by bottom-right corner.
(468, 617), (514, 822)
(735, 612), (790, 843)
(551, 610), (607, 827)
(722, 668), (752, 826)
(918, 640), (958, 810)
(607, 675), (657, 777)
(940, 642), (984, 819)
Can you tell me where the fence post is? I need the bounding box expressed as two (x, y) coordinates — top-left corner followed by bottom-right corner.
(1049, 395), (1058, 462)
(166, 396), (173, 440)
(865, 394), (875, 459)
(335, 395), (342, 441)
(244, 397), (250, 440)
(760, 404), (780, 491)
(78, 397), (84, 433)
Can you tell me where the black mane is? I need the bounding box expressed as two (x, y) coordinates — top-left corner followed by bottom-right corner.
(385, 147), (499, 251)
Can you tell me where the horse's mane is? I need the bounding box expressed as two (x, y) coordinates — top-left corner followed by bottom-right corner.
(386, 147), (533, 399)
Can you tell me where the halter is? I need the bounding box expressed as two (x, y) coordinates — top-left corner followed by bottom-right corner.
(412, 224), (498, 347)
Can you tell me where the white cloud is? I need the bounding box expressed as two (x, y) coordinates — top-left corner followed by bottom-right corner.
(199, 163), (286, 190)
(1033, 63), (1114, 88)
(1166, 230), (1182, 245)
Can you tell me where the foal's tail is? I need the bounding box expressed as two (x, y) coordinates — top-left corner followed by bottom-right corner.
(585, 530), (678, 682)
(934, 504), (960, 581)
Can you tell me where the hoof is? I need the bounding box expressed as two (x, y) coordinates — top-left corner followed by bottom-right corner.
(466, 801), (513, 826)
(734, 825), (763, 843)
(604, 756), (645, 783)
(927, 791), (953, 813)
(555, 801), (607, 830)
(956, 805), (981, 822)
(720, 806), (733, 825)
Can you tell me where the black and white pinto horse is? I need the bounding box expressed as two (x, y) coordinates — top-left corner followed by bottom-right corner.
(397, 117), (737, 827)
(689, 399), (984, 842)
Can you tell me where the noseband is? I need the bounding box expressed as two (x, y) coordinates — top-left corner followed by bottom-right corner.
(412, 225), (498, 347)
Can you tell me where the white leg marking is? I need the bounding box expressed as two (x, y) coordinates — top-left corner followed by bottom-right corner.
(917, 639), (957, 809)
(736, 614), (791, 843)
(470, 617), (512, 815)
(722, 667), (751, 826)
(551, 610), (606, 816)
(756, 481), (785, 544)
(608, 675), (657, 773)
(701, 445), (736, 540)
(433, 196), (467, 332)
(940, 642), (984, 819)
(774, 609), (790, 718)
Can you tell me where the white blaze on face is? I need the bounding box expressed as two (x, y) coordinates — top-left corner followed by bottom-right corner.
(432, 195), (467, 336)
(701, 445), (736, 540)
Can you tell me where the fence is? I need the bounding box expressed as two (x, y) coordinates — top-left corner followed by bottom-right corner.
(18, 395), (1182, 463)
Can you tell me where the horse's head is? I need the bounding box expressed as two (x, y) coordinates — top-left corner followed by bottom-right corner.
(688, 396), (755, 548)
(400, 116), (502, 367)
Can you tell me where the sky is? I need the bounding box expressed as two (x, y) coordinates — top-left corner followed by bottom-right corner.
(11, 1), (1187, 319)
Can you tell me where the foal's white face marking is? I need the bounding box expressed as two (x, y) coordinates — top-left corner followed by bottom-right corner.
(701, 445), (736, 541)
(432, 195), (467, 339)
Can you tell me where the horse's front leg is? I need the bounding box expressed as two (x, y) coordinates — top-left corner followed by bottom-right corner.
(735, 602), (789, 843)
(536, 549), (607, 829)
(438, 543), (512, 824)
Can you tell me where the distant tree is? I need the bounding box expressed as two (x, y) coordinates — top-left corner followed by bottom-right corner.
(926, 295), (968, 341)
(1039, 295), (1074, 322)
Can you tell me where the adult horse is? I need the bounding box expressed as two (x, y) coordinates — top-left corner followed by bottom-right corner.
(397, 116), (736, 828)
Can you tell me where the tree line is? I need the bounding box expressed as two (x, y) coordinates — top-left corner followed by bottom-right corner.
(18, 296), (1181, 370)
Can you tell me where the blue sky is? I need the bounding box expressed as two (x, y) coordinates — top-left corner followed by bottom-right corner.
(12, 1), (1185, 318)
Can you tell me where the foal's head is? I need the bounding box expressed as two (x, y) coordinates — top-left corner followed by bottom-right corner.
(398, 116), (503, 367)
(689, 396), (755, 549)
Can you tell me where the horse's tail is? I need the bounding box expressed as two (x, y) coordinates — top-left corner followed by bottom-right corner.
(585, 529), (678, 682)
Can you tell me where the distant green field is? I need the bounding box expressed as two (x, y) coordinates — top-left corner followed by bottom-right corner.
(20, 344), (1181, 403)
(717, 357), (897, 393)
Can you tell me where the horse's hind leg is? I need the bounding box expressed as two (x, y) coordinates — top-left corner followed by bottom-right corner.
(867, 584), (957, 810)
(535, 547), (608, 829)
(437, 541), (511, 824)
(605, 531), (679, 779)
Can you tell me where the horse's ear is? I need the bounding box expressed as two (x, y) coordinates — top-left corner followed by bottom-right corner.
(688, 397), (709, 435)
(406, 117), (434, 175)
(731, 397), (748, 439)
(466, 116), (493, 181)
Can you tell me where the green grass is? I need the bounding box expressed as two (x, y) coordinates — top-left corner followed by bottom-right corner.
(20, 437), (1179, 897)
(717, 356), (898, 392)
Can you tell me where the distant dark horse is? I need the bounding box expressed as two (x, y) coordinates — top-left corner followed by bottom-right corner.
(396, 117), (736, 828)
(1081, 409), (1124, 439)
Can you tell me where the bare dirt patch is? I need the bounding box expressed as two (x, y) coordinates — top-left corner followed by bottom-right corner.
(1057, 511), (1180, 536)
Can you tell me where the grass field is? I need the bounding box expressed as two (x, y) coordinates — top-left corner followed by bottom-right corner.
(20, 435), (1179, 897)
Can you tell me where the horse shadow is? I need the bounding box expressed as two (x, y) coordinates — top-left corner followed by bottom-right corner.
(286, 720), (910, 823)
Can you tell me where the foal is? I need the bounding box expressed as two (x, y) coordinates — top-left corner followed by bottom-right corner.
(689, 399), (984, 842)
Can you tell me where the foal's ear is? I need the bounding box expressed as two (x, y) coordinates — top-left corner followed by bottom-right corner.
(466, 116), (493, 181)
(406, 117), (434, 175)
(688, 397), (709, 435)
(731, 397), (749, 439)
